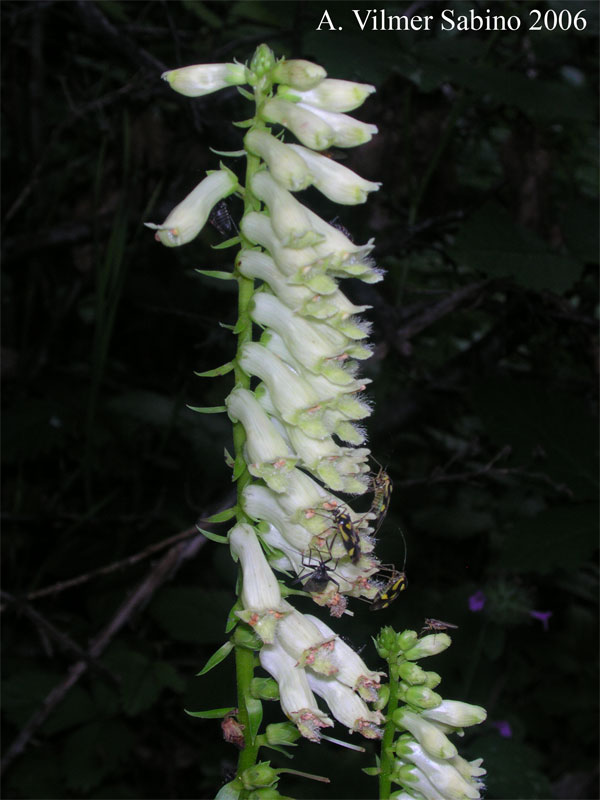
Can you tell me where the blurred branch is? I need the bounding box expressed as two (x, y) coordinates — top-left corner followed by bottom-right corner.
(6, 526), (199, 605)
(0, 524), (208, 775)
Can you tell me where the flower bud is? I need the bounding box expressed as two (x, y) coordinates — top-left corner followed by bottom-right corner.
(398, 661), (428, 685)
(278, 78), (376, 113)
(421, 700), (487, 728)
(261, 98), (335, 150)
(240, 763), (278, 791)
(162, 62), (246, 97)
(375, 626), (400, 658)
(288, 144), (381, 204)
(272, 59), (327, 90)
(297, 103), (378, 148)
(396, 630), (419, 651)
(245, 130), (311, 191)
(264, 722), (301, 745)
(145, 168), (237, 247)
(251, 677), (280, 701)
(403, 633), (452, 661)
(424, 671), (442, 689)
(405, 685), (443, 710)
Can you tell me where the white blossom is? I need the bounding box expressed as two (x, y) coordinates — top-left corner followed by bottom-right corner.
(162, 62), (246, 97)
(278, 78), (376, 113)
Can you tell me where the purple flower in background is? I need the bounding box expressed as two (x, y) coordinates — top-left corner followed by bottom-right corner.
(469, 590), (486, 612)
(492, 720), (512, 738)
(530, 610), (552, 631)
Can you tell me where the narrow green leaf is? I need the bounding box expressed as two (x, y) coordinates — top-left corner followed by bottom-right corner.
(233, 118), (254, 128)
(204, 506), (237, 523)
(362, 767), (380, 776)
(224, 447), (235, 468)
(237, 87), (255, 101)
(232, 455), (246, 482)
(225, 599), (242, 633)
(264, 743), (295, 759)
(195, 526), (229, 545)
(194, 362), (234, 378)
(219, 322), (235, 330)
(209, 147), (246, 157)
(195, 269), (235, 280)
(212, 236), (241, 250)
(196, 641), (234, 676)
(187, 405), (226, 414)
(185, 706), (235, 719)
(246, 697), (263, 743)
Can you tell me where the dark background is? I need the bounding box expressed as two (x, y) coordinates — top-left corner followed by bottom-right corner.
(2, 1), (598, 798)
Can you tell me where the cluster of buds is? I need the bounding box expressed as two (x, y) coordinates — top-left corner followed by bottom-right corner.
(149, 47), (395, 745)
(375, 628), (487, 800)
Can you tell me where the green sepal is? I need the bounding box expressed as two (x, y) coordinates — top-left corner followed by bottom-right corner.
(215, 780), (242, 800)
(225, 599), (243, 633)
(246, 696), (263, 743)
(233, 316), (250, 334)
(195, 268), (235, 280)
(262, 743), (294, 759)
(196, 525), (229, 544)
(185, 706), (235, 719)
(187, 404), (227, 414)
(196, 640), (235, 675)
(212, 236), (241, 250)
(194, 362), (234, 377)
(224, 447), (235, 468)
(210, 147), (246, 157)
(362, 767), (380, 777)
(205, 506), (237, 523)
(233, 118), (254, 128)
(232, 454), (246, 481)
(237, 86), (255, 101)
(219, 322), (235, 330)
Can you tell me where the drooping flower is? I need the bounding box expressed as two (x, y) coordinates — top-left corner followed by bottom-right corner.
(162, 62), (247, 97)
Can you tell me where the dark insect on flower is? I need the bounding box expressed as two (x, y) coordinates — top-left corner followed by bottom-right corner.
(294, 549), (340, 594)
(369, 565), (407, 611)
(328, 506), (362, 564)
(329, 216), (354, 242)
(369, 456), (392, 535)
(209, 200), (237, 237)
(419, 618), (459, 637)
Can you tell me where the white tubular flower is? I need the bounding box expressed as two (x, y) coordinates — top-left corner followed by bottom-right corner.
(229, 523), (286, 643)
(251, 171), (323, 248)
(285, 424), (370, 494)
(145, 169), (238, 247)
(225, 387), (297, 493)
(288, 143), (381, 205)
(394, 763), (448, 800)
(244, 130), (311, 191)
(305, 615), (384, 702)
(306, 671), (384, 739)
(161, 62), (246, 97)
(259, 639), (333, 741)
(393, 708), (458, 760)
(261, 98), (335, 150)
(397, 738), (481, 800)
(420, 700), (487, 729)
(272, 59), (327, 90)
(297, 103), (378, 148)
(250, 293), (357, 386)
(306, 206), (375, 264)
(448, 755), (486, 782)
(238, 342), (329, 438)
(278, 78), (376, 113)
(243, 484), (314, 553)
(276, 602), (338, 675)
(240, 212), (338, 295)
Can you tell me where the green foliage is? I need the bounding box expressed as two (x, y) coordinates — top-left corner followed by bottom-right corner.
(1, 1), (597, 798)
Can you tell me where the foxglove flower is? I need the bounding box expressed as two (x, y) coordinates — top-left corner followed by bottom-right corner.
(277, 78), (376, 113)
(145, 168), (237, 247)
(162, 62), (247, 97)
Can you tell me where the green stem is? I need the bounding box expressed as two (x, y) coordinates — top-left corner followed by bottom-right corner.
(379, 662), (401, 799)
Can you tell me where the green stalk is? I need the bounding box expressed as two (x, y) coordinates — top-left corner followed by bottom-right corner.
(232, 80), (272, 783)
(378, 660), (400, 799)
